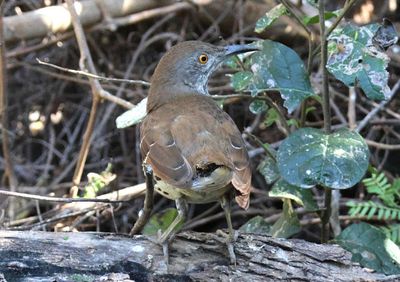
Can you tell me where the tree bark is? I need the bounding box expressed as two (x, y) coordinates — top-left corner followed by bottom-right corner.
(0, 230), (395, 281)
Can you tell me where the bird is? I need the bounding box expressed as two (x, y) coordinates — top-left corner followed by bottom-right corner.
(135, 41), (255, 265)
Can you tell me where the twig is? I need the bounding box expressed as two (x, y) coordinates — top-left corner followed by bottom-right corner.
(311, 0), (360, 58)
(348, 87), (356, 130)
(279, 0), (314, 72)
(245, 132), (277, 161)
(356, 80), (400, 133)
(213, 93), (290, 135)
(366, 139), (400, 150)
(130, 166), (154, 235)
(110, 2), (192, 28)
(0, 3), (17, 220)
(66, 0), (103, 198)
(0, 189), (126, 203)
(36, 59), (150, 87)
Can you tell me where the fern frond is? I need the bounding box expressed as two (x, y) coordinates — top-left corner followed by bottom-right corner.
(362, 172), (399, 208)
(347, 201), (400, 220)
(381, 224), (400, 245)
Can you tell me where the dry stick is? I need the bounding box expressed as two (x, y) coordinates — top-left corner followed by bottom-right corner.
(0, 189), (126, 203)
(356, 80), (400, 133)
(35, 59), (143, 110)
(279, 0), (315, 127)
(365, 139), (400, 150)
(13, 61), (134, 98)
(36, 59), (150, 87)
(280, 0), (314, 72)
(130, 166), (154, 235)
(311, 0), (360, 59)
(66, 0), (103, 198)
(319, 0), (332, 244)
(348, 87), (357, 130)
(0, 4), (17, 220)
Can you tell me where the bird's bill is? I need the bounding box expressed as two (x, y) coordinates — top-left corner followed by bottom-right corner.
(224, 44), (260, 56)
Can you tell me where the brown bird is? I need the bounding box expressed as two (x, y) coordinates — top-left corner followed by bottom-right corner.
(137, 41), (255, 264)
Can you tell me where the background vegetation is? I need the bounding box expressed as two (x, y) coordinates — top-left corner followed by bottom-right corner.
(1, 0), (400, 275)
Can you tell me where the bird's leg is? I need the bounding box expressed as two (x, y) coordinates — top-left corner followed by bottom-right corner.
(130, 164), (154, 235)
(158, 198), (187, 264)
(219, 193), (237, 265)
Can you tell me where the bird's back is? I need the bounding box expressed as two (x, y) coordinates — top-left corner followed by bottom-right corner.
(140, 94), (251, 208)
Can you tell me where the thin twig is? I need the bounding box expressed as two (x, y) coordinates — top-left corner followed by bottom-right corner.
(311, 0), (360, 59)
(36, 59), (150, 87)
(0, 189), (126, 203)
(279, 0), (314, 72)
(366, 139), (400, 150)
(213, 93), (290, 135)
(356, 80), (400, 133)
(0, 3), (17, 220)
(319, 0), (332, 244)
(348, 87), (356, 130)
(66, 0), (103, 197)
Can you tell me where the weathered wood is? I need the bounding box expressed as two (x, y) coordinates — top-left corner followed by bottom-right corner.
(0, 230), (395, 281)
(4, 0), (172, 42)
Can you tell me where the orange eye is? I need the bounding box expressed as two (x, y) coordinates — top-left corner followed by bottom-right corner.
(198, 54), (208, 64)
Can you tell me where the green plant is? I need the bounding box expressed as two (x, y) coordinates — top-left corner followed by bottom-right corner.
(347, 170), (400, 244)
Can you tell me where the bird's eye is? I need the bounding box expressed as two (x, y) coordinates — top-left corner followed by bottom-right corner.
(198, 54), (208, 64)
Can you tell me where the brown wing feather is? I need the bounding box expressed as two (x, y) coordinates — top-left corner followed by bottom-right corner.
(140, 120), (193, 188)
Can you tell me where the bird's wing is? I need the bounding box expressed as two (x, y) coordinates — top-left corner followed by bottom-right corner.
(168, 109), (251, 210)
(140, 119), (193, 188)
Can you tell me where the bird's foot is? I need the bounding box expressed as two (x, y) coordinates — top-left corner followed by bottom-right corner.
(216, 229), (239, 265)
(157, 229), (176, 266)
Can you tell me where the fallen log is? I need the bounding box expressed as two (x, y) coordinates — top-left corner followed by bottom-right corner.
(0, 230), (396, 281)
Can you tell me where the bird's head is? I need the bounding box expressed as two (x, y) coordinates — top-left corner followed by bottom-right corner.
(148, 41), (257, 111)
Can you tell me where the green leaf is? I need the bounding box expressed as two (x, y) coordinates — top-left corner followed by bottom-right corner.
(224, 56), (240, 68)
(269, 179), (319, 211)
(116, 98), (147, 128)
(83, 164), (116, 198)
(264, 108), (279, 127)
(305, 106), (316, 115)
(277, 128), (370, 189)
(240, 216), (271, 234)
(270, 199), (301, 238)
(231, 71), (253, 91)
(327, 23), (396, 100)
(287, 118), (299, 128)
(257, 153), (279, 184)
(306, 0), (318, 8)
(249, 40), (314, 113)
(302, 10), (342, 25)
(335, 222), (400, 275)
(255, 4), (287, 33)
(142, 208), (183, 236)
(249, 99), (268, 114)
